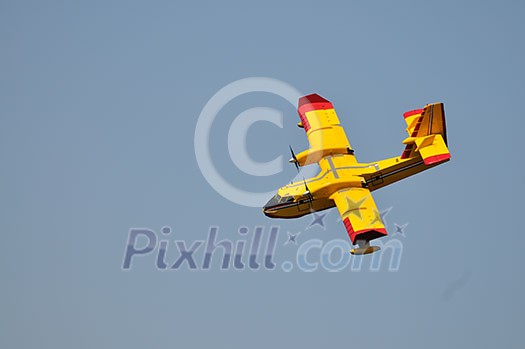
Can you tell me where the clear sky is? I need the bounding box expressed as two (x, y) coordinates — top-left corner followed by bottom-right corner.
(1, 0), (524, 348)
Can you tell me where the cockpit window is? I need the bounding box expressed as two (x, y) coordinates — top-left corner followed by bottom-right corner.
(264, 194), (295, 209)
(280, 196), (294, 204)
(265, 194), (281, 208)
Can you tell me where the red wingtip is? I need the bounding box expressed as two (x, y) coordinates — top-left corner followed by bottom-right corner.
(403, 109), (424, 119)
(343, 217), (354, 235)
(298, 93), (334, 116)
(343, 217), (388, 244)
(424, 153), (451, 165)
(352, 228), (388, 244)
(298, 93), (331, 107)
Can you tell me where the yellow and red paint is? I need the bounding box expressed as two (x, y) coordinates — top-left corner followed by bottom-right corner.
(263, 94), (451, 251)
(401, 109), (424, 159)
(343, 217), (388, 244)
(400, 105), (450, 165)
(297, 93), (335, 133)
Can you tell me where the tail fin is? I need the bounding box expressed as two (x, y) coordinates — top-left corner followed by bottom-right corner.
(400, 103), (450, 165)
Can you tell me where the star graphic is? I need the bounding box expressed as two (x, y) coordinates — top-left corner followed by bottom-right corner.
(379, 206), (393, 227)
(343, 193), (368, 220)
(284, 231), (301, 245)
(307, 212), (328, 230)
(369, 207), (385, 225)
(393, 223), (409, 237)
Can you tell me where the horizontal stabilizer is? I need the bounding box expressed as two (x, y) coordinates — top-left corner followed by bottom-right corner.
(401, 103), (449, 162)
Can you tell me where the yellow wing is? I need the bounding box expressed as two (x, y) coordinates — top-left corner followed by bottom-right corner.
(400, 103), (450, 165)
(294, 94), (357, 166)
(330, 188), (387, 245)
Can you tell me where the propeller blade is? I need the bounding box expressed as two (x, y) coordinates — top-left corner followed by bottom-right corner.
(289, 145), (300, 172)
(303, 178), (313, 208)
(303, 179), (310, 192)
(303, 178), (311, 197)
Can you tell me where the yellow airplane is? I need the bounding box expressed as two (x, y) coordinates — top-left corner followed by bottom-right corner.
(263, 94), (450, 255)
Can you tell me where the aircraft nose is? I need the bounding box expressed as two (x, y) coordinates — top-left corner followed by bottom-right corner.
(263, 195), (280, 210)
(263, 194), (281, 217)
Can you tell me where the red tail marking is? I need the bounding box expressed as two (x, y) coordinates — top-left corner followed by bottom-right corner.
(424, 153), (451, 165)
(403, 109), (424, 119)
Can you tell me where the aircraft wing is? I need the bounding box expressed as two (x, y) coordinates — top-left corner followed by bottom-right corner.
(295, 94), (357, 165)
(330, 188), (388, 245)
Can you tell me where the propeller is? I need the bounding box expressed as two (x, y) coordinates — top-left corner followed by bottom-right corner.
(289, 145), (300, 172)
(303, 178), (311, 196)
(302, 178), (313, 207)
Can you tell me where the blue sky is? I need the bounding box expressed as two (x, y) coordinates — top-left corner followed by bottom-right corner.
(1, 1), (524, 348)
